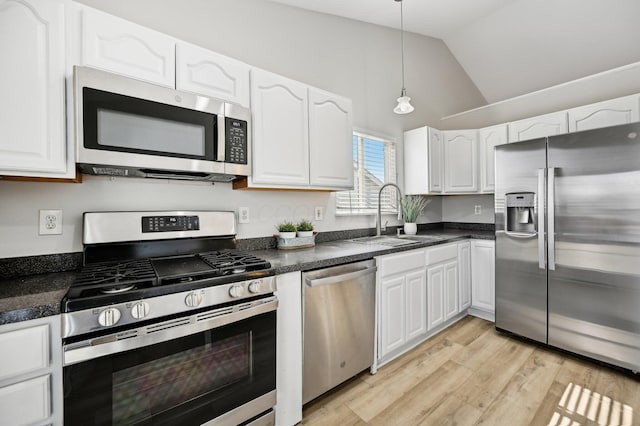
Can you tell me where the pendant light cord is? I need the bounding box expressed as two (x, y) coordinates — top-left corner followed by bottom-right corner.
(399, 0), (406, 93)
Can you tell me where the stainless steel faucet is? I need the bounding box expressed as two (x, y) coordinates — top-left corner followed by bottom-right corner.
(376, 183), (403, 236)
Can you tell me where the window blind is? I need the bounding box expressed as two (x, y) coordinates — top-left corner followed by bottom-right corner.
(336, 132), (398, 215)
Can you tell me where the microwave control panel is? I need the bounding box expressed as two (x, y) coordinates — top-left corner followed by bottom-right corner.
(225, 118), (248, 164)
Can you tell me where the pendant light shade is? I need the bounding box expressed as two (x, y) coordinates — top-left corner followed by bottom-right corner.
(393, 0), (414, 115)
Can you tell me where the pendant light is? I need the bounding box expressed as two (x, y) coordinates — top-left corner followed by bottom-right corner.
(393, 0), (414, 114)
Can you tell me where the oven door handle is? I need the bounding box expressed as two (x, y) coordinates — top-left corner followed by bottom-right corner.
(63, 297), (277, 366)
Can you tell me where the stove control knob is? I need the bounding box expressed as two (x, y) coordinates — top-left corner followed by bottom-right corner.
(131, 302), (150, 319)
(229, 285), (245, 298)
(98, 308), (121, 327)
(185, 292), (203, 308)
(248, 281), (262, 294)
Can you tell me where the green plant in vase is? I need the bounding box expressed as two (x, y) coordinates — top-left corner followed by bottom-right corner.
(296, 219), (314, 237)
(276, 221), (297, 238)
(400, 195), (429, 235)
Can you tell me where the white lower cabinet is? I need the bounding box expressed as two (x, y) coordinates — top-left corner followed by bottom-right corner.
(0, 315), (62, 426)
(458, 241), (471, 311)
(377, 249), (426, 361)
(275, 272), (302, 426)
(470, 240), (496, 321)
(426, 264), (444, 330)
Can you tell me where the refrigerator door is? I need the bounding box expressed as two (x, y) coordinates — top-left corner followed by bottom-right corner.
(548, 123), (640, 371)
(495, 138), (548, 343)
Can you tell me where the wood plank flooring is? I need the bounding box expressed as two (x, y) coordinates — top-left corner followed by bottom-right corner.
(301, 316), (640, 426)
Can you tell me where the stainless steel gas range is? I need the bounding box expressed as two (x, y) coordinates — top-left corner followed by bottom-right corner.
(61, 211), (277, 426)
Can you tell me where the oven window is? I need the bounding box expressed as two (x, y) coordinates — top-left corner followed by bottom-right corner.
(112, 333), (250, 425)
(64, 311), (275, 426)
(82, 87), (216, 160)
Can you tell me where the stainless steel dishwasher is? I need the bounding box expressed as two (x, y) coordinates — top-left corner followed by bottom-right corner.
(302, 259), (377, 404)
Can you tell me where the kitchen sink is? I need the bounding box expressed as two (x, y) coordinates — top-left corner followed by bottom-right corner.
(348, 236), (420, 247)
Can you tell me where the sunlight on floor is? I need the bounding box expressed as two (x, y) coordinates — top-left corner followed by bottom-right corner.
(548, 382), (633, 426)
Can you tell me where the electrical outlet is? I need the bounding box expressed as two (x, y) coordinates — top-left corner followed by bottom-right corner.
(314, 206), (324, 221)
(39, 210), (63, 235)
(474, 205), (482, 215)
(238, 207), (250, 224)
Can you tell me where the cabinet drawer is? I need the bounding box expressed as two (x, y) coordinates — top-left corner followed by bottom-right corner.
(377, 249), (425, 277)
(0, 374), (51, 425)
(426, 244), (458, 265)
(0, 324), (49, 381)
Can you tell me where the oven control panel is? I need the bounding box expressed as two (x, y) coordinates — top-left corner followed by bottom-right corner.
(142, 215), (200, 233)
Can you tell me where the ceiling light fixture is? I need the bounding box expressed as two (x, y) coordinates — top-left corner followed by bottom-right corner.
(393, 0), (414, 115)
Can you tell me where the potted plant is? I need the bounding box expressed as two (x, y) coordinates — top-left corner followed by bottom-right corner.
(400, 195), (429, 235)
(296, 219), (314, 237)
(276, 221), (297, 239)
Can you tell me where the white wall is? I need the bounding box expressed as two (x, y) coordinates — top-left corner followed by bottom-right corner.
(0, 0), (481, 258)
(442, 195), (494, 224)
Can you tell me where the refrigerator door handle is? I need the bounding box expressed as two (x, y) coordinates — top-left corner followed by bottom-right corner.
(537, 169), (546, 269)
(548, 167), (556, 270)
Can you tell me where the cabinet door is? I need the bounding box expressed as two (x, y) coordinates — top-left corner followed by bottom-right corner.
(478, 124), (508, 193)
(471, 240), (495, 313)
(568, 95), (640, 132)
(176, 42), (250, 107)
(405, 270), (427, 341)
(443, 130), (478, 193)
(308, 88), (353, 189)
(428, 128), (444, 193)
(0, 375), (51, 425)
(443, 260), (458, 321)
(508, 111), (568, 143)
(275, 272), (302, 426)
(251, 69), (309, 186)
(0, 0), (68, 176)
(79, 6), (175, 87)
(379, 276), (406, 357)
(458, 242), (471, 312)
(427, 265), (444, 331)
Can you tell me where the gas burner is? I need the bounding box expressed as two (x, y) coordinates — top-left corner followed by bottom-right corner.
(100, 284), (136, 294)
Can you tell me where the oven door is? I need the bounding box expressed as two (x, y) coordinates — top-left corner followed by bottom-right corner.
(63, 298), (276, 426)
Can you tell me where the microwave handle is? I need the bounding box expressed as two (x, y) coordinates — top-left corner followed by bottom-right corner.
(217, 114), (226, 162)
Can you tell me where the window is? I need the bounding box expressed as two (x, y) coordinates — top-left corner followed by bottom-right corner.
(336, 132), (398, 215)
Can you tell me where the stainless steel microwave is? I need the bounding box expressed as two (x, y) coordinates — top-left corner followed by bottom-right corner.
(74, 66), (250, 182)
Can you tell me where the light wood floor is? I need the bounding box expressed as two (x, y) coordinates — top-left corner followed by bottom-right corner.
(301, 316), (640, 426)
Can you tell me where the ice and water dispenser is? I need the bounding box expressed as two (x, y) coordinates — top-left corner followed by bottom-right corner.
(505, 192), (536, 234)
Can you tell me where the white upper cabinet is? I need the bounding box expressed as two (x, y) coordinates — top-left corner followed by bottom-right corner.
(0, 0), (70, 178)
(76, 5), (175, 87)
(403, 126), (443, 194)
(443, 130), (478, 193)
(478, 124), (508, 193)
(308, 88), (354, 189)
(508, 111), (568, 143)
(176, 42), (250, 107)
(568, 95), (640, 133)
(251, 68), (309, 186)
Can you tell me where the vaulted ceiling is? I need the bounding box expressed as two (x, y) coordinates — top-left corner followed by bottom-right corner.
(268, 0), (640, 104)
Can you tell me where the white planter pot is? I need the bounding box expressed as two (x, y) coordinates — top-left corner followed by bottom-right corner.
(278, 231), (296, 239)
(403, 223), (417, 235)
(297, 230), (314, 237)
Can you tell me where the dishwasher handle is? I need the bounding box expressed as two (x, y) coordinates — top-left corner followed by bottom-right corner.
(305, 265), (378, 287)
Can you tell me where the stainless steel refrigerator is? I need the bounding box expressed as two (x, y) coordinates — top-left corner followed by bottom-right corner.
(495, 122), (640, 371)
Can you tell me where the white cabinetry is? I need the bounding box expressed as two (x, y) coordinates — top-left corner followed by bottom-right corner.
(0, 316), (62, 426)
(443, 130), (478, 193)
(568, 95), (640, 132)
(458, 241), (471, 312)
(75, 5), (176, 87)
(308, 88), (354, 189)
(425, 243), (460, 329)
(404, 126), (443, 194)
(275, 272), (302, 426)
(478, 124), (508, 193)
(176, 42), (250, 107)
(508, 111), (568, 143)
(470, 240), (495, 321)
(377, 249), (426, 361)
(246, 68), (353, 190)
(426, 264), (444, 330)
(0, 0), (72, 178)
(251, 68), (309, 186)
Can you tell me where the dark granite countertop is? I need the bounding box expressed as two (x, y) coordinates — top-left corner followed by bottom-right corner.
(0, 227), (494, 325)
